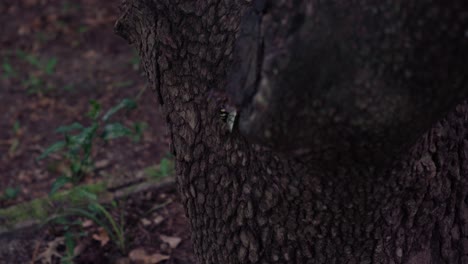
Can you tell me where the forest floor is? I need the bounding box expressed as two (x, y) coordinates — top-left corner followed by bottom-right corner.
(0, 0), (195, 263)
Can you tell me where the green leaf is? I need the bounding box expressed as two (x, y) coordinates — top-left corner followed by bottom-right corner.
(144, 159), (174, 180)
(23, 74), (42, 89)
(130, 52), (140, 67)
(53, 216), (71, 226)
(102, 99), (137, 122)
(12, 121), (20, 134)
(37, 141), (66, 160)
(76, 188), (98, 202)
(55, 122), (84, 134)
(159, 158), (172, 177)
(64, 231), (76, 260)
(16, 50), (40, 68)
(144, 166), (159, 179)
(70, 161), (82, 176)
(87, 100), (101, 120)
(64, 208), (108, 233)
(132, 122), (147, 142)
(88, 201), (125, 250)
(50, 176), (72, 196)
(44, 57), (57, 75)
(69, 123), (98, 147)
(78, 26), (88, 33)
(2, 58), (15, 78)
(8, 138), (19, 156)
(101, 123), (132, 140)
(87, 202), (102, 215)
(3, 187), (20, 200)
(52, 216), (71, 225)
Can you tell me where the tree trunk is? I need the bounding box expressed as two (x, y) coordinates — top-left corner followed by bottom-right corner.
(115, 0), (468, 263)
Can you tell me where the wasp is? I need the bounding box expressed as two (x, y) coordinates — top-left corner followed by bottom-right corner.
(219, 108), (238, 132)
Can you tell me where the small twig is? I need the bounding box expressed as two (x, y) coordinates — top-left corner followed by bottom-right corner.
(135, 85), (147, 101)
(30, 239), (41, 264)
(145, 199), (173, 215)
(166, 205), (174, 231)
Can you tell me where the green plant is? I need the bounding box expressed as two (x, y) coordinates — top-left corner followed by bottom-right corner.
(2, 58), (15, 78)
(49, 189), (127, 261)
(15, 50), (59, 94)
(12, 121), (21, 134)
(23, 73), (47, 94)
(78, 26), (89, 34)
(62, 230), (78, 264)
(1, 187), (21, 201)
(15, 50), (57, 73)
(8, 121), (22, 156)
(144, 157), (174, 180)
(130, 49), (141, 71)
(47, 217), (84, 264)
(16, 50), (40, 68)
(44, 57), (58, 75)
(37, 98), (145, 195)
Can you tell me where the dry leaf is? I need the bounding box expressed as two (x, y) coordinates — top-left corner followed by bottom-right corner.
(95, 159), (110, 170)
(73, 239), (91, 257)
(82, 219), (94, 228)
(29, 135), (43, 143)
(18, 170), (30, 183)
(92, 228), (110, 247)
(160, 235), (182, 249)
(136, 170), (146, 179)
(153, 215), (164, 225)
(141, 218), (152, 226)
(114, 257), (131, 264)
(84, 50), (98, 59)
(36, 237), (64, 264)
(128, 248), (170, 264)
(18, 25), (31, 35)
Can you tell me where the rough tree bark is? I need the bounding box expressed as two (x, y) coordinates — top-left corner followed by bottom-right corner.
(115, 0), (468, 263)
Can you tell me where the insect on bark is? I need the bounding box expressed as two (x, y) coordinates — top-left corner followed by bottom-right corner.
(219, 108), (238, 132)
